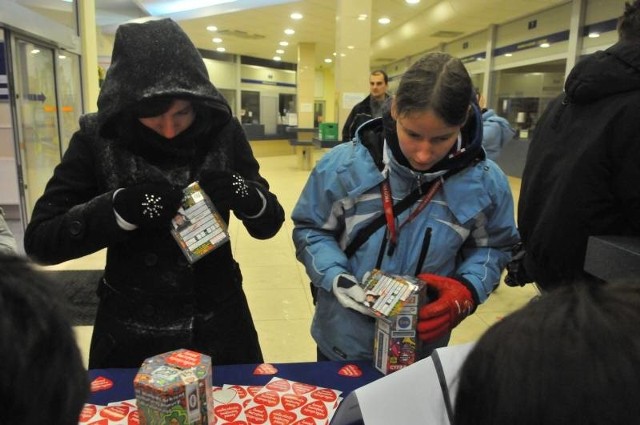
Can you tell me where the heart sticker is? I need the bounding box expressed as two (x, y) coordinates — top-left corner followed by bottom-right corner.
(214, 402), (243, 421)
(99, 405), (129, 421)
(300, 401), (328, 420)
(281, 394), (307, 411)
(269, 409), (298, 425)
(79, 404), (97, 422)
(310, 388), (338, 403)
(213, 388), (239, 404)
(245, 404), (268, 424)
(90, 376), (114, 392)
(253, 390), (280, 407)
(338, 364), (363, 377)
(253, 363), (278, 375)
(127, 410), (140, 425)
(265, 379), (291, 392)
(292, 382), (316, 395)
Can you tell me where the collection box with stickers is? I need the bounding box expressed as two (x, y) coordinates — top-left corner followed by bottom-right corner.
(373, 280), (428, 375)
(134, 349), (214, 425)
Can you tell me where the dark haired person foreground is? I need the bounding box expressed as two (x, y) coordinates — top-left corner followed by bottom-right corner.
(454, 282), (640, 425)
(341, 69), (391, 141)
(293, 52), (519, 361)
(0, 253), (88, 424)
(517, 0), (640, 290)
(24, 18), (285, 368)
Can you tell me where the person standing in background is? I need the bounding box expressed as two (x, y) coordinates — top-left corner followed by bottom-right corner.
(293, 52), (519, 362)
(0, 207), (17, 254)
(517, 1), (640, 291)
(341, 70), (391, 141)
(476, 88), (516, 161)
(24, 18), (285, 369)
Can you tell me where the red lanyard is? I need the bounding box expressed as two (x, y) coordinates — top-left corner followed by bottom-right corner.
(380, 177), (443, 255)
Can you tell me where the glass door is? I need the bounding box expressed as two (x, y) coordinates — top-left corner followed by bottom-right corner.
(11, 37), (62, 222)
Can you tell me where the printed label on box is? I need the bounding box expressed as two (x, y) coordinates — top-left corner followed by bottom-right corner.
(171, 182), (230, 264)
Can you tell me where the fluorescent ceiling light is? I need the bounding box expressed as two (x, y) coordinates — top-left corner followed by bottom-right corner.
(145, 0), (237, 15)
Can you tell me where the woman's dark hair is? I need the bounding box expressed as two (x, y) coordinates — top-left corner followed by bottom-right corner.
(454, 282), (640, 425)
(394, 52), (472, 126)
(0, 254), (89, 424)
(618, 1), (640, 42)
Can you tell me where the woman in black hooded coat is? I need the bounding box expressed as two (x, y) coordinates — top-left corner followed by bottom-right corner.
(24, 18), (285, 369)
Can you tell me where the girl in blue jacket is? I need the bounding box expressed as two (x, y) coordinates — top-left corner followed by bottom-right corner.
(292, 52), (519, 361)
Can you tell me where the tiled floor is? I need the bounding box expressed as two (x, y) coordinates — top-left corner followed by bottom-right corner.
(40, 151), (539, 368)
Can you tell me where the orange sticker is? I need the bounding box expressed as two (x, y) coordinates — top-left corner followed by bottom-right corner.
(253, 363), (278, 375)
(90, 376), (114, 392)
(338, 364), (363, 377)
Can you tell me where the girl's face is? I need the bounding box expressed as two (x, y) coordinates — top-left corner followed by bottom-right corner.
(138, 99), (195, 139)
(393, 106), (466, 172)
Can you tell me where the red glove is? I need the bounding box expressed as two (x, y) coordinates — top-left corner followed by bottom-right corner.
(416, 273), (475, 342)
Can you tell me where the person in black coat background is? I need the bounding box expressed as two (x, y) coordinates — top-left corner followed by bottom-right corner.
(517, 1), (640, 291)
(24, 18), (285, 368)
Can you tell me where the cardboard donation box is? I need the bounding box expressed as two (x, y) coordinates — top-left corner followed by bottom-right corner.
(362, 271), (428, 375)
(134, 349), (214, 425)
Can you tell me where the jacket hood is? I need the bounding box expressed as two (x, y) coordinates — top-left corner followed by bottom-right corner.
(356, 101), (484, 174)
(97, 18), (231, 137)
(565, 40), (640, 104)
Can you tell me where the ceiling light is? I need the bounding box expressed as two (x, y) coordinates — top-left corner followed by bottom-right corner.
(290, 12), (303, 20)
(276, 49), (285, 54)
(212, 37), (222, 43)
(405, 0), (420, 3)
(358, 14), (368, 21)
(273, 56), (282, 61)
(279, 41), (289, 46)
(539, 42), (550, 48)
(505, 53), (513, 57)
(58, 54), (67, 59)
(347, 45), (354, 49)
(216, 47), (226, 52)
(588, 32), (600, 38)
(145, 0), (237, 15)
(206, 25), (218, 32)
(324, 58), (333, 63)
(284, 28), (295, 35)
(378, 17), (391, 25)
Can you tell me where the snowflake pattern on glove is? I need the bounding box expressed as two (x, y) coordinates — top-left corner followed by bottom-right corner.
(232, 174), (250, 198)
(141, 193), (164, 218)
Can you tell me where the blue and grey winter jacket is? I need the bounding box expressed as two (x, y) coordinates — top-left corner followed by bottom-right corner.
(292, 110), (519, 361)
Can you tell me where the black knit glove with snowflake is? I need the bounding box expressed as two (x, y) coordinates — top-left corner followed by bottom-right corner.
(113, 183), (183, 228)
(199, 170), (263, 217)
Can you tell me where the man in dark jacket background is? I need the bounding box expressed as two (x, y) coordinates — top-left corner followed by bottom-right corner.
(517, 0), (640, 291)
(341, 70), (391, 141)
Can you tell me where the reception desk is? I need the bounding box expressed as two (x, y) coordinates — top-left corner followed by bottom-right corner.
(88, 360), (383, 406)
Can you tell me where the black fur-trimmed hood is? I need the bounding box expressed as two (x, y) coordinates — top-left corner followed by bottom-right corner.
(97, 18), (231, 138)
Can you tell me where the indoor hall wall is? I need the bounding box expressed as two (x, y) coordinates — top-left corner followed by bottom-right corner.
(492, 3), (572, 70)
(582, 0), (626, 53)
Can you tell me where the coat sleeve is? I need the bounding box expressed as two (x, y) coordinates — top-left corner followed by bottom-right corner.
(23, 131), (129, 265)
(291, 150), (355, 292)
(452, 165), (520, 303)
(230, 119), (285, 239)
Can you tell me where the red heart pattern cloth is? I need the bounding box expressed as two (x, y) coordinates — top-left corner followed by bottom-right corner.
(80, 377), (343, 425)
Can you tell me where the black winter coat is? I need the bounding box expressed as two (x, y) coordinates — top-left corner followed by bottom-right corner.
(518, 40), (640, 289)
(24, 18), (285, 368)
